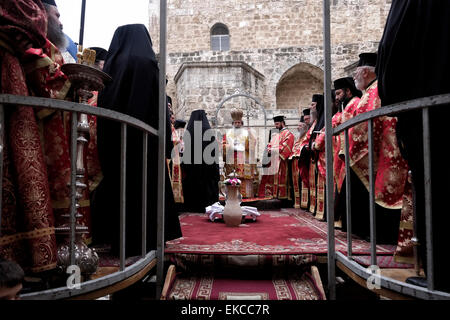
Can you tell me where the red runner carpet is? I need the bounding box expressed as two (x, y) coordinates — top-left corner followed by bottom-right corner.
(166, 209), (396, 255)
(166, 272), (324, 300)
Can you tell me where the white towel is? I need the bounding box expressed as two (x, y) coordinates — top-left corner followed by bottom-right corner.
(206, 202), (261, 222)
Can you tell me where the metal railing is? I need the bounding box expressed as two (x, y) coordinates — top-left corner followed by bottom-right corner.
(156, 0), (168, 299)
(322, 0), (450, 300)
(0, 93), (164, 299)
(322, 0), (336, 300)
(330, 94), (450, 298)
(0, 2), (168, 299)
(323, 91), (450, 299)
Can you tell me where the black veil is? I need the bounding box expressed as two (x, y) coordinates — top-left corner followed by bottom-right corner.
(376, 0), (450, 291)
(181, 110), (220, 212)
(93, 24), (181, 256)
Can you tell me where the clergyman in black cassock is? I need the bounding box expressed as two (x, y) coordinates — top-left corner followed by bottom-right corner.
(93, 24), (182, 256)
(377, 0), (450, 291)
(181, 109), (220, 213)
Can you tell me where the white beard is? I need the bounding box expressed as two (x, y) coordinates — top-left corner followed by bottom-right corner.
(48, 20), (68, 51)
(354, 76), (365, 91)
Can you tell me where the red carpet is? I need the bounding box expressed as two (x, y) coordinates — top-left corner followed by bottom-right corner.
(166, 272), (324, 300)
(166, 209), (396, 255)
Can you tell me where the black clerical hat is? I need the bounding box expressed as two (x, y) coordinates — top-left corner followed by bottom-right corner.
(312, 94), (323, 103)
(302, 108), (311, 116)
(333, 77), (351, 90)
(357, 53), (377, 67)
(345, 77), (356, 89)
(174, 120), (186, 129)
(41, 0), (57, 6)
(89, 47), (108, 62)
(273, 115), (285, 122)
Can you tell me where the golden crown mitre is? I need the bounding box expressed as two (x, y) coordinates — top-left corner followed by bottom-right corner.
(230, 108), (243, 121)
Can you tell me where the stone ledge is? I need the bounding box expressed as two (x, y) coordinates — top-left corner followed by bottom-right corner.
(174, 61), (265, 83)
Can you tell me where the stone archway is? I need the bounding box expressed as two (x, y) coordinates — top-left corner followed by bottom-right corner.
(275, 63), (324, 112)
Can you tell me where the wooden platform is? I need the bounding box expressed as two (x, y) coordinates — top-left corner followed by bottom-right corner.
(336, 260), (424, 300)
(68, 259), (157, 300)
(380, 268), (424, 284)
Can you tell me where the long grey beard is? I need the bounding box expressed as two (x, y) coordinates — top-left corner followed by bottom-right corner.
(298, 127), (307, 137)
(47, 22), (68, 51)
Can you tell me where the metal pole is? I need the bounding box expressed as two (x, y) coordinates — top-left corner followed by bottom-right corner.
(79, 0), (86, 50)
(0, 104), (4, 236)
(70, 112), (78, 267)
(246, 102), (250, 129)
(264, 110), (267, 153)
(156, 0), (167, 299)
(142, 132), (148, 258)
(410, 171), (421, 276)
(422, 108), (434, 290)
(368, 119), (377, 266)
(323, 0), (336, 300)
(344, 129), (352, 258)
(120, 123), (127, 271)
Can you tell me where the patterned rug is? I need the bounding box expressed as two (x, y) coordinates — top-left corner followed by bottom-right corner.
(165, 272), (324, 300)
(165, 209), (396, 256)
(166, 253), (317, 274)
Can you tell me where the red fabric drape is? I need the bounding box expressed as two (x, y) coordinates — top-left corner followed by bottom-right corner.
(0, 0), (58, 272)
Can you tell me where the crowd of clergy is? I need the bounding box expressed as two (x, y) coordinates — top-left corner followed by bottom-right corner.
(1, 0), (450, 297)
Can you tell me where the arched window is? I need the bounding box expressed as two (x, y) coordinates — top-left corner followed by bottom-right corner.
(211, 23), (230, 51)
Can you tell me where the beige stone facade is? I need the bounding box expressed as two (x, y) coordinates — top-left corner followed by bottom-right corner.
(148, 0), (392, 168)
(150, 0), (391, 53)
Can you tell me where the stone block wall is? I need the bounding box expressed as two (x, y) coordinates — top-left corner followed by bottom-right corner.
(150, 0), (391, 53)
(149, 0), (392, 115)
(276, 70), (323, 111)
(148, 0), (392, 170)
(164, 42), (379, 117)
(174, 61), (265, 121)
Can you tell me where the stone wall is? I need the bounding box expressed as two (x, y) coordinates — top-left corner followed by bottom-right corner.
(149, 0), (391, 117)
(164, 42), (379, 117)
(174, 61), (265, 121)
(276, 68), (323, 111)
(148, 0), (392, 169)
(150, 0), (392, 53)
